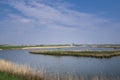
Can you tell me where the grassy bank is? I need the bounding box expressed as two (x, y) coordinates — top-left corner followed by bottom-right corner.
(0, 46), (26, 50)
(29, 50), (120, 58)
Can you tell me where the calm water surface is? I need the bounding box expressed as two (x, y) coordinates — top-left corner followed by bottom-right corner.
(0, 47), (120, 77)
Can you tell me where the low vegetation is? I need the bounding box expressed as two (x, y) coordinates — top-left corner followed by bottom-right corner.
(29, 50), (120, 58)
(0, 59), (44, 80)
(0, 59), (120, 80)
(0, 72), (24, 80)
(0, 45), (26, 50)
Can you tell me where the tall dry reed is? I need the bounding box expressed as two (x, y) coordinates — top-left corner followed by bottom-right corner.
(0, 59), (120, 80)
(0, 59), (44, 80)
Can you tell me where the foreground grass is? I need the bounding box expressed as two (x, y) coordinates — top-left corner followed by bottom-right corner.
(0, 60), (44, 80)
(0, 72), (24, 80)
(29, 50), (120, 58)
(0, 59), (120, 80)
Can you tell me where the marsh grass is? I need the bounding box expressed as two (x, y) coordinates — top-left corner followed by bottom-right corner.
(29, 50), (120, 58)
(0, 59), (120, 80)
(0, 59), (44, 80)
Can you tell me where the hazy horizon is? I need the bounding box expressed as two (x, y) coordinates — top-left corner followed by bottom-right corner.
(0, 0), (120, 45)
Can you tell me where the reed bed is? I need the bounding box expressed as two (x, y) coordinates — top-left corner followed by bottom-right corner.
(0, 59), (44, 80)
(29, 50), (120, 58)
(0, 59), (120, 80)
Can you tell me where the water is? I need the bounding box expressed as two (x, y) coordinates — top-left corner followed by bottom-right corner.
(0, 47), (120, 77)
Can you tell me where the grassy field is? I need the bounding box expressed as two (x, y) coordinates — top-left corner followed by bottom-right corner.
(29, 50), (120, 58)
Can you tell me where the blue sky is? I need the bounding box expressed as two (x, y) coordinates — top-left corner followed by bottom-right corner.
(0, 0), (120, 45)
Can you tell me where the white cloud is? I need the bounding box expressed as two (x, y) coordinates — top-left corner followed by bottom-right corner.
(0, 0), (120, 44)
(19, 18), (31, 23)
(6, 0), (111, 31)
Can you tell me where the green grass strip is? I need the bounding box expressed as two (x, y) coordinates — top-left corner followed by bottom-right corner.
(0, 72), (24, 80)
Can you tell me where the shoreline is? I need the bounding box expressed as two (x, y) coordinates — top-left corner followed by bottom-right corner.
(29, 50), (120, 58)
(0, 45), (74, 50)
(21, 46), (74, 50)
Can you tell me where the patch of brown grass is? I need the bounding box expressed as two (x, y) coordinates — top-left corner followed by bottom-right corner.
(0, 59), (44, 80)
(0, 59), (120, 80)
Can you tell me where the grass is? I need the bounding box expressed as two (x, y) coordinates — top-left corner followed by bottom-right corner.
(0, 59), (120, 80)
(0, 46), (26, 50)
(0, 59), (44, 80)
(0, 72), (24, 80)
(29, 50), (120, 58)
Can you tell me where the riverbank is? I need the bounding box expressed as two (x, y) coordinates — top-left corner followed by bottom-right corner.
(29, 50), (120, 58)
(0, 46), (25, 50)
(22, 46), (74, 50)
(0, 45), (74, 50)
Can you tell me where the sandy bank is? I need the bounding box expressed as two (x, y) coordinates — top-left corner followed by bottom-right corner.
(22, 46), (74, 50)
